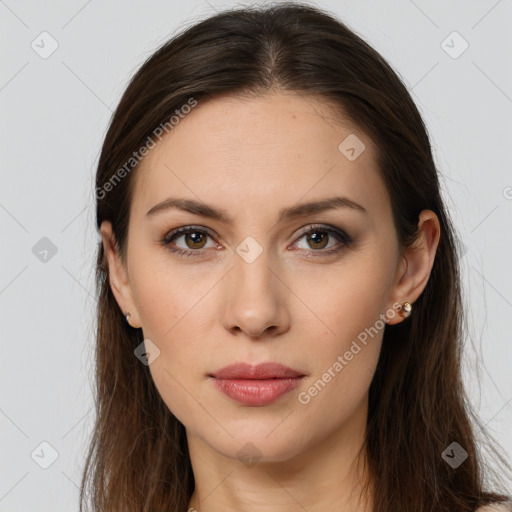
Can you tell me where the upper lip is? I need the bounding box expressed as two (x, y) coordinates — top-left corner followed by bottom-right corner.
(209, 362), (305, 379)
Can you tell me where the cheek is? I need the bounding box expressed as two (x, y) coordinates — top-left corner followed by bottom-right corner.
(295, 336), (381, 452)
(147, 354), (200, 421)
(130, 247), (218, 341)
(135, 277), (211, 393)
(129, 257), (219, 424)
(293, 279), (387, 444)
(290, 250), (394, 341)
(141, 301), (211, 430)
(290, 254), (391, 420)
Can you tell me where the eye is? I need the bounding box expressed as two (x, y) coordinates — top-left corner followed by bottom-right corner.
(160, 224), (352, 258)
(291, 224), (352, 256)
(160, 226), (218, 257)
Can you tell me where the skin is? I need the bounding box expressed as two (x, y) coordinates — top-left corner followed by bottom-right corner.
(100, 91), (440, 512)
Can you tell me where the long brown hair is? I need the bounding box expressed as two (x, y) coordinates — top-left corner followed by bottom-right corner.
(81, 3), (512, 511)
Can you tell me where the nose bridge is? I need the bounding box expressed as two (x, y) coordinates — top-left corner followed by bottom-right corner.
(222, 235), (288, 337)
(234, 235), (273, 292)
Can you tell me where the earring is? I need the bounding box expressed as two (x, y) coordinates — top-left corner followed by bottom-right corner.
(399, 302), (412, 318)
(125, 313), (132, 326)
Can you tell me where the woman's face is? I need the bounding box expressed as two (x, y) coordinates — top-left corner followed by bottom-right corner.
(102, 91), (414, 464)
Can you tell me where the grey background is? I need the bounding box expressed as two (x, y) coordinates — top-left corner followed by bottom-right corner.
(1, 0), (511, 510)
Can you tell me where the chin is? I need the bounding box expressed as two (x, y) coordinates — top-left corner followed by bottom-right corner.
(202, 421), (309, 466)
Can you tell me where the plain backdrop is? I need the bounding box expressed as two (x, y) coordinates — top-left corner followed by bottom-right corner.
(1, 0), (511, 510)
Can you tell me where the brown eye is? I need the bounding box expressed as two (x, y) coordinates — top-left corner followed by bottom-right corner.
(293, 224), (353, 257)
(161, 226), (217, 257)
(183, 231), (208, 249)
(306, 231), (329, 250)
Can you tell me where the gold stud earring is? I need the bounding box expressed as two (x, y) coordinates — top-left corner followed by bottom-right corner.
(125, 312), (141, 329)
(399, 302), (412, 318)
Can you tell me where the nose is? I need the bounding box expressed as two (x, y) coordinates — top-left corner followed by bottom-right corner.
(221, 244), (290, 340)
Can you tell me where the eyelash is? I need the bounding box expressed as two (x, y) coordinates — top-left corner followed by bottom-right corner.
(159, 224), (353, 259)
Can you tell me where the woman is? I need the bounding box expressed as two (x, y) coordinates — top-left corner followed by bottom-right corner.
(81, 3), (512, 511)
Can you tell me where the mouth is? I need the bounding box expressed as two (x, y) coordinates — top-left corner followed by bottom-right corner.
(208, 362), (306, 406)
(209, 361), (305, 379)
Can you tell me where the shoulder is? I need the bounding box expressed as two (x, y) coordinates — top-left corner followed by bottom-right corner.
(476, 504), (512, 512)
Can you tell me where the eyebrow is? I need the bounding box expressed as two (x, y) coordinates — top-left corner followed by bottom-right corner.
(146, 195), (367, 223)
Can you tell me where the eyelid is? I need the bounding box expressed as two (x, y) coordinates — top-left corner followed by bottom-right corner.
(163, 223), (348, 242)
(162, 224), (217, 244)
(161, 223), (352, 257)
(290, 223), (352, 251)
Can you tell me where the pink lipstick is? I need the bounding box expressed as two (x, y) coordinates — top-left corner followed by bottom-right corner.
(209, 362), (305, 406)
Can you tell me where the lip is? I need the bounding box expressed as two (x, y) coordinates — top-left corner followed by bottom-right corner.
(210, 362), (304, 380)
(209, 362), (305, 406)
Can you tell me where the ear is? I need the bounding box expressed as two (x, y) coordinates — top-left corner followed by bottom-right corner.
(386, 210), (441, 325)
(99, 220), (142, 329)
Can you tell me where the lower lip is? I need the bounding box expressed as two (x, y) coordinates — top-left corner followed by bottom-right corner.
(211, 377), (303, 406)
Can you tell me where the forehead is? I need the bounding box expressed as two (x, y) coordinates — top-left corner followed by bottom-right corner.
(130, 91), (389, 222)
